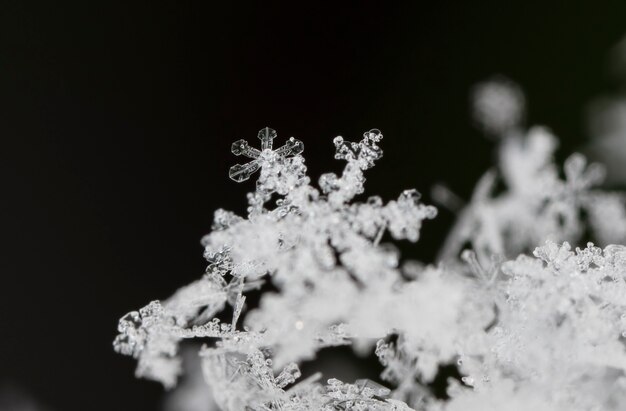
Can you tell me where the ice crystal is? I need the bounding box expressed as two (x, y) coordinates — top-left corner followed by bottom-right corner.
(229, 127), (304, 182)
(115, 108), (626, 409)
(115, 128), (438, 410)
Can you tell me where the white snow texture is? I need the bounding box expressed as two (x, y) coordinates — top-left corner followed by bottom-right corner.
(115, 83), (626, 410)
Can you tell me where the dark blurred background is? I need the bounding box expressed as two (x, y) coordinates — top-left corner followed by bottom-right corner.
(2, 1), (626, 410)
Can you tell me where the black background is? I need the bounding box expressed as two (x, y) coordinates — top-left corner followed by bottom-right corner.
(2, 1), (626, 410)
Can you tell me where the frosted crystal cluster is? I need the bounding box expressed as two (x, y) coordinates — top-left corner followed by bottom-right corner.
(115, 103), (626, 409)
(115, 128), (436, 410)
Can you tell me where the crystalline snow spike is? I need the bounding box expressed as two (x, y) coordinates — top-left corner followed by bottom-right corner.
(229, 127), (304, 182)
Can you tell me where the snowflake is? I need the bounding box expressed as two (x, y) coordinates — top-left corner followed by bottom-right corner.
(229, 127), (304, 182)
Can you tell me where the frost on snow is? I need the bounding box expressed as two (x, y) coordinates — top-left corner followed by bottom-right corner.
(115, 114), (626, 409)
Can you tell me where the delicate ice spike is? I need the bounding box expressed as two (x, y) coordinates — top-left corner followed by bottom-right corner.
(229, 127), (305, 182)
(231, 295), (246, 330)
(258, 127), (277, 151)
(229, 161), (261, 182)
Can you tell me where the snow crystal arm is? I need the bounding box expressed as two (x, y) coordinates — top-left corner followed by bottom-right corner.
(273, 137), (304, 157)
(231, 139), (262, 159)
(229, 160), (261, 182)
(258, 126), (276, 150)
